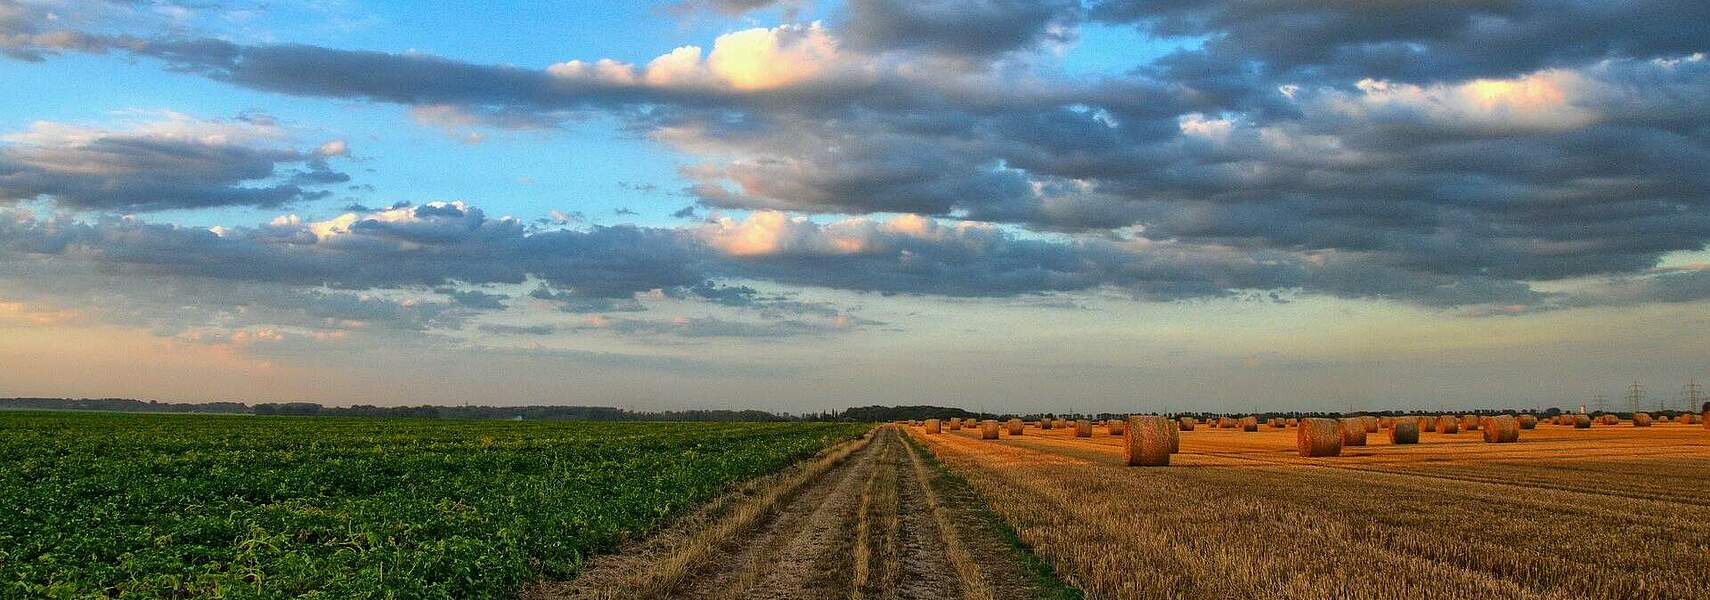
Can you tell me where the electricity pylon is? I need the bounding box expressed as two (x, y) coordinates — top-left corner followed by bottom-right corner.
(1623, 382), (1645, 413)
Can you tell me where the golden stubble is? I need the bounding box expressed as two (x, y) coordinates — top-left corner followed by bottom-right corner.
(908, 421), (1710, 599)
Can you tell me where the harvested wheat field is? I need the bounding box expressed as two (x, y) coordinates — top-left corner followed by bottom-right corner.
(903, 418), (1710, 600)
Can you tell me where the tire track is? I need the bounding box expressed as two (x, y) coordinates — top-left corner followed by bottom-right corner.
(549, 426), (1056, 599)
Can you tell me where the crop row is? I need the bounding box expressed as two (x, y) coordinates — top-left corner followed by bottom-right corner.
(0, 411), (867, 599)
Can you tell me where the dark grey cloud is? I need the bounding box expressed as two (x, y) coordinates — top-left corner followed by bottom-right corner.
(435, 288), (509, 310)
(0, 253), (470, 335)
(0, 121), (349, 212)
(1, 33), (663, 119)
(575, 315), (843, 339)
(1091, 0), (1710, 82)
(528, 286), (648, 313)
(844, 0), (1081, 58)
(1559, 267), (1710, 308)
(270, 289), (466, 331)
(0, 202), (1305, 306)
(696, 212), (1312, 299)
(1, 6), (1081, 125)
(680, 281), (848, 318)
(477, 322), (558, 336)
(0, 202), (702, 299)
(683, 116), (1039, 217)
(0, 0), (111, 61)
(7, 193), (1709, 343)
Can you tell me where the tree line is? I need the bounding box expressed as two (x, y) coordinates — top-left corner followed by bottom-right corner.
(0, 397), (789, 421)
(8, 398), (1703, 422)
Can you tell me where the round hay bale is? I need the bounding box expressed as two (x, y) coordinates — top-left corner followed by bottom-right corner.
(1269, 417), (1286, 428)
(1218, 417), (1237, 429)
(1379, 416), (1395, 429)
(1605, 414), (1620, 425)
(1633, 413), (1651, 427)
(1075, 420), (1093, 437)
(1124, 416), (1173, 466)
(1040, 418), (1053, 430)
(924, 419), (942, 434)
(1362, 416), (1379, 433)
(1390, 419), (1420, 444)
(1007, 418), (1024, 435)
(1340, 418), (1368, 446)
(1416, 416), (1431, 431)
(1285, 418), (1298, 427)
(1701, 411), (1708, 428)
(1435, 415), (1459, 434)
(1460, 415), (1479, 431)
(1481, 415), (1519, 443)
(1573, 414), (1591, 428)
(1168, 419), (1181, 454)
(1297, 418), (1343, 457)
(980, 419), (1000, 440)
(1517, 415), (1537, 429)
(1239, 416), (1258, 431)
(947, 418), (962, 431)
(1178, 417), (1197, 431)
(1108, 419), (1126, 435)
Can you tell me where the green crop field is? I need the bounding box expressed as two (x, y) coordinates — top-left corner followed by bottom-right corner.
(0, 411), (868, 599)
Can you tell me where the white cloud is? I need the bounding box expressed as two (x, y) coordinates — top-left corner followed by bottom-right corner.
(1306, 70), (1598, 133)
(698, 210), (993, 257)
(549, 22), (846, 92)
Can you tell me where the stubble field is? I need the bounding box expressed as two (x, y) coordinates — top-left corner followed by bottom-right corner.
(908, 418), (1710, 599)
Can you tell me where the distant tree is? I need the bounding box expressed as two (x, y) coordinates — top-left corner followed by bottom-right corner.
(254, 402), (322, 416)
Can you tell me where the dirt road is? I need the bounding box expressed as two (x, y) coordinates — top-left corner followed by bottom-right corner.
(533, 425), (1066, 600)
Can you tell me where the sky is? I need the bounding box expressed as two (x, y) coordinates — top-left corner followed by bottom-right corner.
(1, 0), (1708, 414)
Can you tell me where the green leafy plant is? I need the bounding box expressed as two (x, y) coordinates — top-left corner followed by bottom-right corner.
(0, 412), (865, 599)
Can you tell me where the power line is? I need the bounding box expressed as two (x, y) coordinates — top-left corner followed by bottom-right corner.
(1622, 382), (1645, 413)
